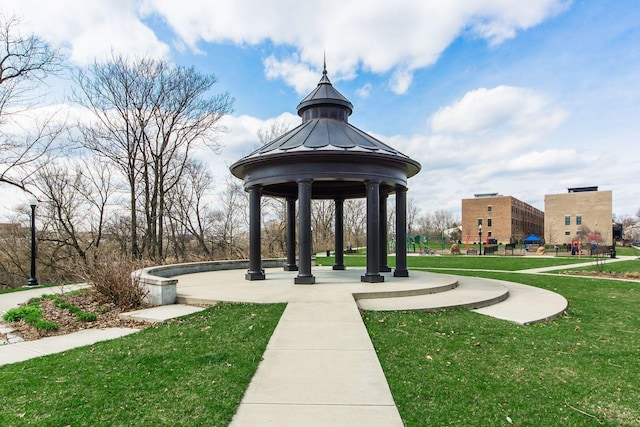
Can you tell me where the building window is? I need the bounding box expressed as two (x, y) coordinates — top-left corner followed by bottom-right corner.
(576, 215), (582, 225)
(488, 205), (492, 212)
(565, 231), (571, 236)
(487, 218), (492, 227)
(565, 215), (571, 226)
(477, 218), (482, 226)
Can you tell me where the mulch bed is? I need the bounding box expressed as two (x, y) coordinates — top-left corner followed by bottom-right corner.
(2, 290), (152, 342)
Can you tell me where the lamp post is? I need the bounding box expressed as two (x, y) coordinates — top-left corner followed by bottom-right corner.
(27, 197), (39, 287)
(478, 224), (483, 256)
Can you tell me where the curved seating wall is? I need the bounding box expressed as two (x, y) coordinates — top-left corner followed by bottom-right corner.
(136, 258), (286, 306)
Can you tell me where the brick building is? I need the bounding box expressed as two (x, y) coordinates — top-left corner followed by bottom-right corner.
(461, 193), (544, 245)
(544, 186), (613, 245)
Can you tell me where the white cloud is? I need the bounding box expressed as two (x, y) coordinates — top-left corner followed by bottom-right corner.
(263, 55), (320, 95)
(2, 0), (170, 65)
(143, 0), (568, 93)
(3, 0), (567, 91)
(504, 149), (577, 172)
(355, 83), (373, 99)
(431, 86), (567, 137)
(389, 69), (414, 95)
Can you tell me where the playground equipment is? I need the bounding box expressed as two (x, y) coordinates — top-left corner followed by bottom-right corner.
(407, 235), (447, 253)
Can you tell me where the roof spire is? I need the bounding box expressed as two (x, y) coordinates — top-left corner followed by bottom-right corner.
(323, 51), (327, 75)
(319, 51), (331, 85)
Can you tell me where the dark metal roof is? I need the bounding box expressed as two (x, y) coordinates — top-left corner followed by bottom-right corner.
(230, 65), (421, 199)
(247, 119), (409, 158)
(296, 67), (353, 116)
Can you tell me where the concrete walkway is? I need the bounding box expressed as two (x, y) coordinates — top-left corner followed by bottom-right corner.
(230, 299), (402, 426)
(516, 254), (635, 273)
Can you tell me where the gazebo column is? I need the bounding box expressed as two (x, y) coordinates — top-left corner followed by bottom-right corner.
(284, 197), (298, 271)
(295, 179), (315, 284)
(362, 179), (384, 283)
(333, 198), (345, 270)
(379, 193), (391, 272)
(394, 186), (409, 277)
(245, 185), (265, 280)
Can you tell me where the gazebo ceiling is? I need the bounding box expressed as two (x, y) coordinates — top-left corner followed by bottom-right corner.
(230, 64), (421, 199)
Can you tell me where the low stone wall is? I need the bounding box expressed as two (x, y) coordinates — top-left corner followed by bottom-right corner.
(136, 258), (286, 306)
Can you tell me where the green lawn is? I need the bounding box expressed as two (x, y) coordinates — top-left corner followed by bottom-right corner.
(317, 254), (592, 271)
(0, 302), (285, 426)
(364, 270), (640, 426)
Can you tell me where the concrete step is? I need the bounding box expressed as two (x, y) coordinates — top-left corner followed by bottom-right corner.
(472, 279), (568, 325)
(356, 277), (509, 312)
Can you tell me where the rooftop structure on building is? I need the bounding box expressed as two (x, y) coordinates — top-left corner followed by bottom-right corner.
(568, 186), (598, 193)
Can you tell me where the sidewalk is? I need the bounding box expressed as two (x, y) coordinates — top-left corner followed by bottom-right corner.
(517, 255), (635, 273)
(0, 283), (205, 367)
(230, 299), (402, 426)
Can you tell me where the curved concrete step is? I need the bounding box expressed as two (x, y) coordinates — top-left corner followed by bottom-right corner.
(356, 277), (509, 312)
(471, 279), (568, 325)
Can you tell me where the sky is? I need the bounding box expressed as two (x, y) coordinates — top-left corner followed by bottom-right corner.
(2, 0), (639, 221)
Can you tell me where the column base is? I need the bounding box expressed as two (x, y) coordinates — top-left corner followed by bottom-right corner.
(361, 274), (385, 283)
(294, 275), (316, 284)
(283, 265), (299, 271)
(245, 271), (266, 281)
(332, 264), (346, 270)
(393, 269), (409, 278)
(380, 265), (392, 272)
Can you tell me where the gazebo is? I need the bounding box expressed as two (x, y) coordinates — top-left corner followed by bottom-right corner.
(230, 64), (421, 284)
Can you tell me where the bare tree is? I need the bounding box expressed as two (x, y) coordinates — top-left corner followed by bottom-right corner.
(212, 175), (248, 259)
(74, 55), (233, 260)
(257, 119), (291, 145)
(312, 200), (334, 252)
(165, 159), (216, 259)
(432, 209), (458, 234)
(344, 199), (366, 249)
(0, 15), (65, 193)
(407, 198), (420, 236)
(35, 157), (114, 265)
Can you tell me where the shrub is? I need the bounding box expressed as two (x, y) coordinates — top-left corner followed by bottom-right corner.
(81, 253), (149, 310)
(3, 305), (42, 323)
(34, 320), (59, 331)
(77, 312), (97, 322)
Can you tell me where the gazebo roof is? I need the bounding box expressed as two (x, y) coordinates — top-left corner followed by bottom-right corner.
(296, 66), (353, 115)
(230, 64), (421, 199)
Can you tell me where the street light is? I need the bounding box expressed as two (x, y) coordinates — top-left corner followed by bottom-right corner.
(478, 224), (483, 256)
(27, 197), (39, 287)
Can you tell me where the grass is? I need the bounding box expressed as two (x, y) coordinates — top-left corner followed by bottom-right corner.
(317, 254), (592, 270)
(364, 272), (640, 425)
(2, 299), (60, 332)
(0, 302), (285, 426)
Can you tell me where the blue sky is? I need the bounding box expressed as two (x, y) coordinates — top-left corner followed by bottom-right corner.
(2, 0), (639, 220)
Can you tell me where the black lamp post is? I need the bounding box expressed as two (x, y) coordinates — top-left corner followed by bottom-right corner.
(478, 224), (483, 256)
(27, 197), (39, 287)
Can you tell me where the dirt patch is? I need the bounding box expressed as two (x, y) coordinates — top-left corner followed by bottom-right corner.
(560, 271), (640, 280)
(2, 289), (152, 342)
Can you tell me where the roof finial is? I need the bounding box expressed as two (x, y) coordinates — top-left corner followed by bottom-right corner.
(318, 51), (331, 85)
(323, 51), (327, 76)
